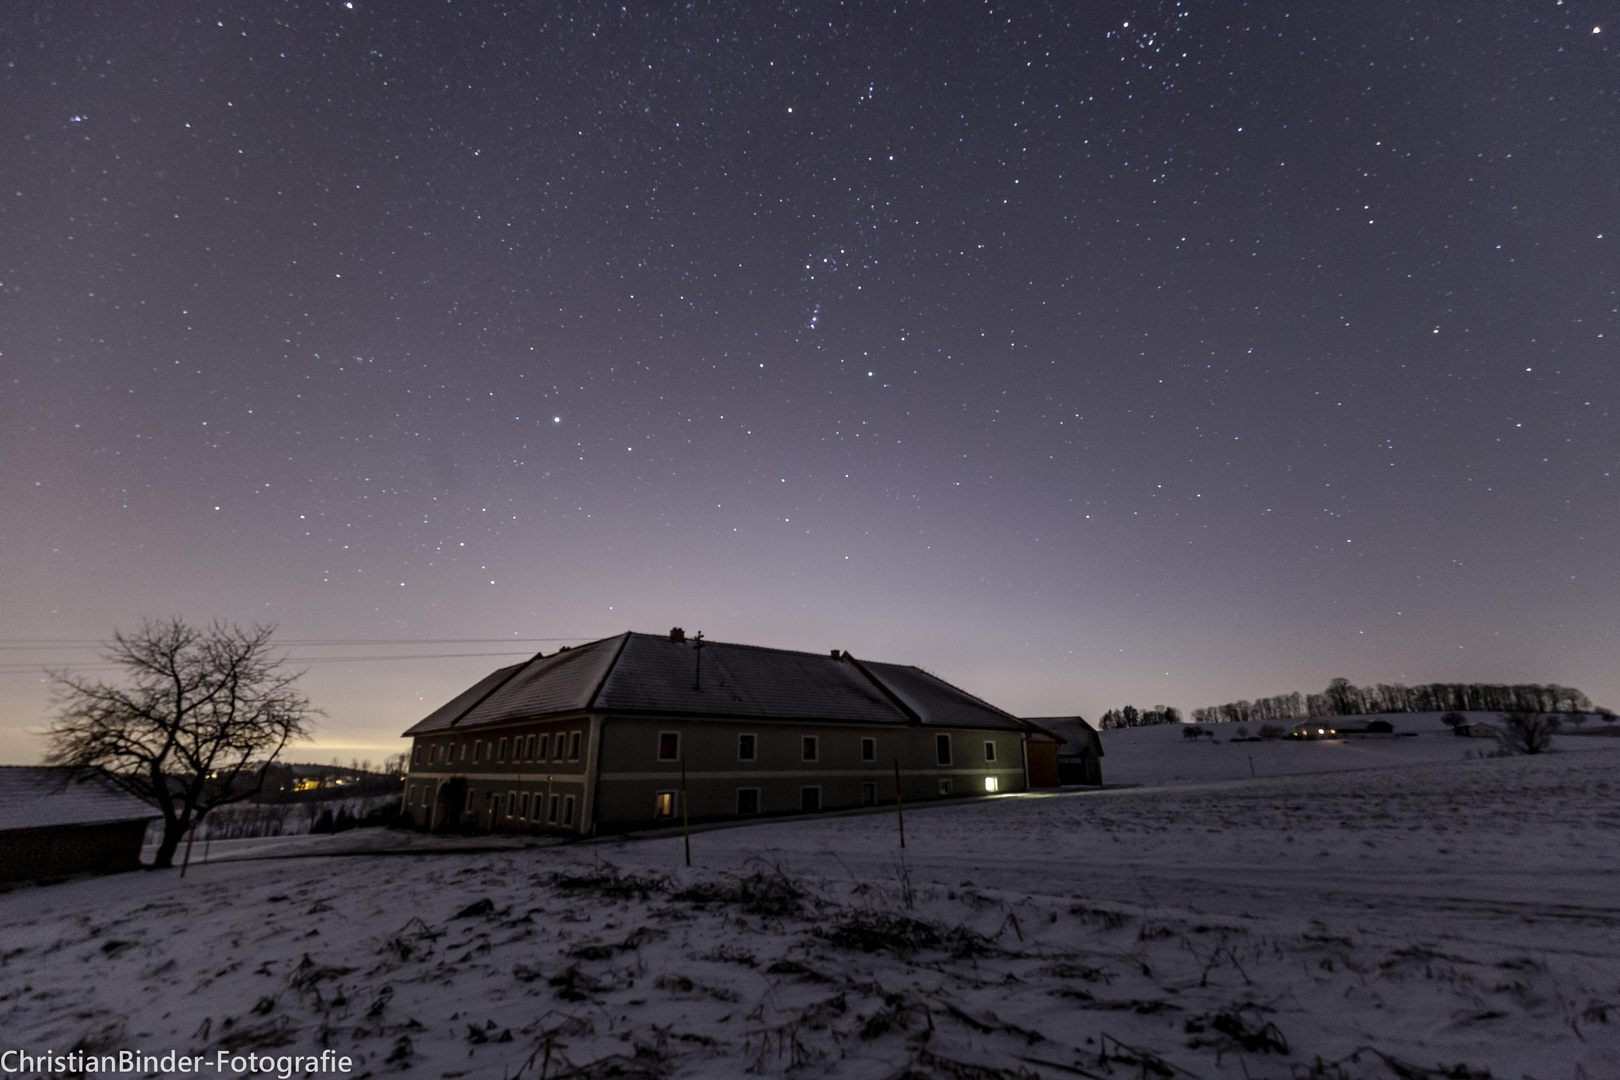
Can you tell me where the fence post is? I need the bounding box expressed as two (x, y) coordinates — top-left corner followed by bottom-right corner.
(893, 758), (905, 849)
(681, 756), (691, 868)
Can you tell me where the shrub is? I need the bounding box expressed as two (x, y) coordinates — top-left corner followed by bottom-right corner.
(1497, 713), (1560, 755)
(1257, 724), (1287, 740)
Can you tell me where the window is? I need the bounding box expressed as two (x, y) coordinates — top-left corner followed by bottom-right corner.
(861, 737), (876, 762)
(802, 736), (819, 762)
(655, 791), (676, 818)
(737, 788), (760, 815)
(472, 741), (482, 763)
(520, 792), (530, 819)
(562, 795), (576, 827)
(460, 743), (469, 762)
(935, 734), (952, 765)
(938, 778), (953, 796)
(861, 782), (877, 806)
(800, 786), (821, 812)
(525, 735), (537, 761)
(737, 733), (757, 761)
(497, 737), (509, 763)
(984, 776), (999, 793)
(547, 794), (560, 824)
(568, 732), (582, 760)
(465, 788), (477, 813)
(506, 791), (517, 818)
(412, 745), (422, 765)
(537, 733), (550, 761)
(983, 740), (997, 763)
(658, 732), (680, 761)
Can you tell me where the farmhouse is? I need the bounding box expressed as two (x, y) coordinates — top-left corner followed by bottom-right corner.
(0, 767), (157, 884)
(1022, 716), (1104, 785)
(401, 630), (1055, 835)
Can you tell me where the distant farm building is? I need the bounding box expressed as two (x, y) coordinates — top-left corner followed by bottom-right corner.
(401, 630), (1062, 835)
(0, 767), (157, 884)
(1023, 716), (1104, 785)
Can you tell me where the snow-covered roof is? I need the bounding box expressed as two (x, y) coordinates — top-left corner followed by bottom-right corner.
(0, 767), (158, 832)
(404, 632), (1028, 735)
(1023, 716), (1105, 757)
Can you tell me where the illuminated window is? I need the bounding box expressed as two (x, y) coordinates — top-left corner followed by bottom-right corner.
(936, 735), (952, 765)
(983, 741), (996, 762)
(658, 732), (680, 761)
(802, 736), (819, 762)
(984, 776), (999, 793)
(737, 788), (760, 815)
(738, 733), (757, 761)
(655, 791), (675, 817)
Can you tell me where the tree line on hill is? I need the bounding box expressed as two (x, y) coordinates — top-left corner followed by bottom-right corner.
(1189, 678), (1606, 725)
(1098, 705), (1183, 730)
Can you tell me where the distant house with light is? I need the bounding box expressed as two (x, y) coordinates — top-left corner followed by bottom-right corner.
(0, 767), (158, 884)
(1023, 716), (1104, 785)
(401, 630), (1060, 835)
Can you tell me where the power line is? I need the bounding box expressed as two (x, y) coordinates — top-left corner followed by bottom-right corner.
(0, 636), (593, 648)
(0, 649), (559, 675)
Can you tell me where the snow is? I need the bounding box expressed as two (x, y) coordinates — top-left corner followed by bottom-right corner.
(3, 742), (1617, 1079)
(1097, 711), (1617, 787)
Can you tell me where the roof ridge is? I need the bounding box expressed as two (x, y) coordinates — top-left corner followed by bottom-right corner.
(625, 632), (844, 662)
(445, 655), (538, 729)
(871, 660), (1023, 722)
(584, 632), (634, 710)
(840, 654), (922, 724)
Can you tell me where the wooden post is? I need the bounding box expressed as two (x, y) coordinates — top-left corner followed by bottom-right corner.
(180, 819), (197, 878)
(680, 756), (691, 868)
(893, 759), (905, 849)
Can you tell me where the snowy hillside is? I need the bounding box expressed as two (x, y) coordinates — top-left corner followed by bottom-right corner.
(1097, 711), (1616, 786)
(2, 743), (1617, 1078)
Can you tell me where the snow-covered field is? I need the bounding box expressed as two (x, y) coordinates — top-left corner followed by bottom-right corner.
(4, 743), (1618, 1079)
(1098, 711), (1617, 787)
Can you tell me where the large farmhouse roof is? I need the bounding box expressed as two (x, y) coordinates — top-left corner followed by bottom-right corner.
(404, 632), (1027, 735)
(0, 767), (159, 833)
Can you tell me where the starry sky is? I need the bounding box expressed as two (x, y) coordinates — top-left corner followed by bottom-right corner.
(3, 1), (1615, 764)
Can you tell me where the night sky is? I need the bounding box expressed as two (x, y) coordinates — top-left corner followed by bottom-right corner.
(3, 2), (1615, 764)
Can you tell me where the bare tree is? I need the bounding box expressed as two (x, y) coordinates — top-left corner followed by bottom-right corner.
(1496, 712), (1560, 755)
(44, 618), (317, 868)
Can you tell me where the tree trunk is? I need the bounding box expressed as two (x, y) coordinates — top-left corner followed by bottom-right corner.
(151, 816), (188, 869)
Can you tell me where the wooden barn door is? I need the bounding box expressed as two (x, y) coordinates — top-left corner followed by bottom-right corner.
(1026, 741), (1060, 788)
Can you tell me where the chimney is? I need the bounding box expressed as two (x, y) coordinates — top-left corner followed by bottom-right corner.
(830, 649), (842, 660)
(669, 627), (686, 644)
